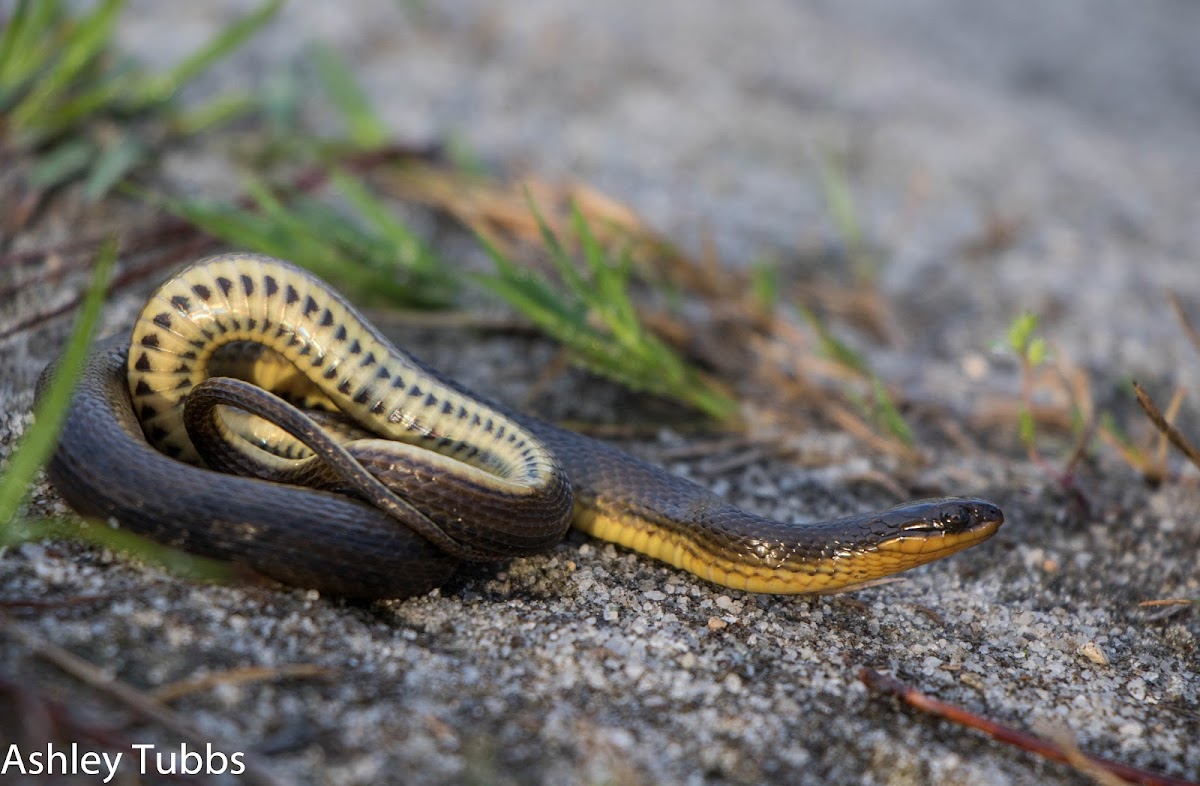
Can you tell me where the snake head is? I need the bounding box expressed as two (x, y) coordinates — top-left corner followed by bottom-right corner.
(873, 497), (1003, 564)
(894, 498), (1004, 535)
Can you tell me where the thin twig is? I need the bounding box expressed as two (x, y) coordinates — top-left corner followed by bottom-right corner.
(151, 664), (336, 703)
(1138, 599), (1198, 608)
(0, 672), (143, 754)
(859, 667), (1198, 786)
(1133, 382), (1200, 472)
(0, 593), (117, 610)
(1, 615), (295, 786)
(1167, 293), (1200, 356)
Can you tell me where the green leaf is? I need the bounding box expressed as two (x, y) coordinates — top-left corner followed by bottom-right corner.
(29, 139), (94, 189)
(332, 170), (440, 274)
(476, 200), (736, 422)
(9, 0), (124, 130)
(798, 305), (868, 375)
(0, 239), (116, 528)
(132, 0), (282, 105)
(870, 376), (915, 446)
(312, 43), (388, 148)
(1007, 311), (1038, 355)
(1027, 336), (1048, 367)
(816, 150), (873, 283)
(1, 516), (241, 583)
(84, 134), (144, 200)
(0, 0), (63, 93)
(265, 67), (298, 121)
(749, 259), (779, 313)
(171, 91), (257, 136)
(161, 176), (457, 309)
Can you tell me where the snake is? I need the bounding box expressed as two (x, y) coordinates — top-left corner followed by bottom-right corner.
(42, 253), (1003, 599)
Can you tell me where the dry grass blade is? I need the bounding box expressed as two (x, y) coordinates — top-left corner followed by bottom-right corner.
(1037, 724), (1131, 786)
(151, 664), (337, 703)
(1167, 292), (1200, 356)
(0, 593), (116, 610)
(1096, 421), (1167, 485)
(1133, 382), (1200, 472)
(1, 615), (294, 786)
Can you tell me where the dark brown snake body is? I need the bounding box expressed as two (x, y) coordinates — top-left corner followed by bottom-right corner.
(41, 254), (1003, 598)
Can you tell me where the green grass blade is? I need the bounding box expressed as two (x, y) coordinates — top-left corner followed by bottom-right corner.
(84, 134), (144, 200)
(800, 305), (914, 445)
(161, 179), (455, 309)
(331, 170), (440, 274)
(476, 208), (737, 422)
(134, 0), (282, 104)
(0, 0), (60, 89)
(171, 91), (257, 136)
(798, 304), (869, 374)
(29, 139), (95, 189)
(571, 202), (639, 337)
(312, 43), (388, 148)
(0, 239), (116, 528)
(474, 234), (587, 331)
(526, 194), (589, 296)
(1007, 311), (1038, 355)
(27, 78), (123, 140)
(1, 516), (243, 583)
(9, 0), (124, 130)
(870, 375), (915, 446)
(0, 0), (35, 84)
(164, 194), (285, 251)
(816, 151), (875, 284)
(749, 259), (780, 314)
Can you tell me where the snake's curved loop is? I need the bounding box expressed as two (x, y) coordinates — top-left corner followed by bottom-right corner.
(127, 253), (575, 561)
(41, 253), (1003, 598)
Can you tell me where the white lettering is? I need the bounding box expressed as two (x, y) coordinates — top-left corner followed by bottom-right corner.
(46, 743), (67, 773)
(181, 744), (204, 775)
(133, 743), (155, 771)
(2, 744), (124, 780)
(2, 745), (27, 774)
(79, 749), (101, 775)
(101, 751), (123, 783)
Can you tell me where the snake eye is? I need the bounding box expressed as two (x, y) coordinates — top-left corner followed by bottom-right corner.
(940, 505), (972, 531)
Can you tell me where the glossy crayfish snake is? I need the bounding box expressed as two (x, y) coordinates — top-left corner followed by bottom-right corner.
(42, 253), (1002, 598)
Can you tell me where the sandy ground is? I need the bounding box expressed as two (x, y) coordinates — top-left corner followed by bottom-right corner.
(2, 2), (1198, 784)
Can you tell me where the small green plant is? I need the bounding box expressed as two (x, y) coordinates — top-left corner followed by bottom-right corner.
(1003, 311), (1095, 513)
(748, 258), (781, 316)
(141, 44), (457, 309)
(815, 151), (875, 286)
(478, 198), (738, 423)
(1007, 311), (1049, 456)
(0, 0), (280, 199)
(310, 43), (389, 150)
(161, 171), (458, 308)
(799, 305), (915, 448)
(0, 240), (115, 529)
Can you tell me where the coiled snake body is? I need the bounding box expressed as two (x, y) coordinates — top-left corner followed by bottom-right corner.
(44, 254), (1002, 598)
